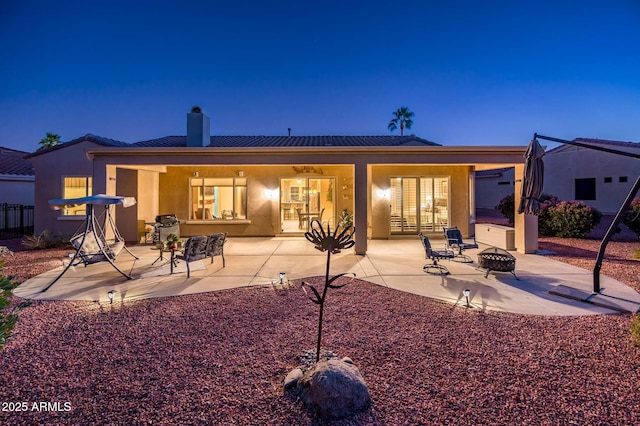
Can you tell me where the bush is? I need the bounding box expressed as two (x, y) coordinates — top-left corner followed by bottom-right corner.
(537, 194), (560, 236)
(623, 197), (640, 238)
(543, 201), (602, 238)
(631, 315), (640, 347)
(22, 230), (70, 250)
(496, 194), (515, 225)
(0, 260), (30, 351)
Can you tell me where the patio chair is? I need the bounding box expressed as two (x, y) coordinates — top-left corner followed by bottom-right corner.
(205, 232), (227, 267)
(419, 232), (455, 275)
(296, 207), (307, 229)
(175, 235), (208, 278)
(443, 226), (478, 263)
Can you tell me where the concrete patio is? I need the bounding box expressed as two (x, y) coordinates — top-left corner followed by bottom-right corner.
(13, 237), (640, 316)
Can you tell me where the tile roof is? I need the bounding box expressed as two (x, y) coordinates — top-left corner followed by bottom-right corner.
(133, 135), (441, 148)
(545, 137), (640, 155)
(0, 147), (34, 176)
(25, 134), (129, 158)
(475, 167), (513, 178)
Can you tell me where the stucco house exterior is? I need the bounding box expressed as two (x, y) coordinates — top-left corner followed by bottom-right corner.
(474, 167), (515, 209)
(0, 146), (35, 205)
(26, 108), (538, 255)
(543, 139), (640, 214)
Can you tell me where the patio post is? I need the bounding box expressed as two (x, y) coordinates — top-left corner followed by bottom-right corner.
(514, 164), (538, 253)
(353, 161), (368, 255)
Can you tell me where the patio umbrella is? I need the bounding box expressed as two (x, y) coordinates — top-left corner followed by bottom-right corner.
(518, 137), (545, 215)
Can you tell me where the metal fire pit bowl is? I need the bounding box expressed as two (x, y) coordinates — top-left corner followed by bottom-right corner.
(477, 247), (519, 280)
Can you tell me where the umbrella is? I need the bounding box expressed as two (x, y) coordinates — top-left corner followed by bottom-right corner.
(518, 137), (545, 215)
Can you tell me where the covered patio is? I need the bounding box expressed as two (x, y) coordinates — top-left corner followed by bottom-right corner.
(14, 237), (640, 316)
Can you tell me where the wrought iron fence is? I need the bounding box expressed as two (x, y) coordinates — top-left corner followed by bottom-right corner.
(0, 203), (34, 240)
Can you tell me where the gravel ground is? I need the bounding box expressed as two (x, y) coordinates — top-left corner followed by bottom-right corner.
(1, 233), (639, 425)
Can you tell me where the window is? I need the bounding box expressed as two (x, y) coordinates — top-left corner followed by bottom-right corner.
(604, 177), (612, 183)
(62, 176), (92, 216)
(575, 178), (596, 200)
(620, 176), (628, 183)
(190, 178), (247, 220)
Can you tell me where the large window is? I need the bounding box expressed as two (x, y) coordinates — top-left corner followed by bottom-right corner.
(190, 178), (247, 220)
(63, 176), (92, 216)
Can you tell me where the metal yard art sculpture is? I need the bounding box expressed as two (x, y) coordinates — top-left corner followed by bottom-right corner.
(302, 219), (356, 363)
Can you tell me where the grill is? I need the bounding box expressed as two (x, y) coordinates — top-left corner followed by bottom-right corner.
(477, 247), (518, 279)
(154, 214), (180, 243)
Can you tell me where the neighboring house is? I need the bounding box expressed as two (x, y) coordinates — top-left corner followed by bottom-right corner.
(474, 167), (515, 209)
(26, 108), (537, 254)
(0, 146), (35, 205)
(544, 138), (640, 214)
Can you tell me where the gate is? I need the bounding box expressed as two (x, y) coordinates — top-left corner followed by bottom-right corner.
(0, 203), (34, 240)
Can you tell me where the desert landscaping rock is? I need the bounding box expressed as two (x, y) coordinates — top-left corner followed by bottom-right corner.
(298, 359), (371, 420)
(283, 368), (303, 389)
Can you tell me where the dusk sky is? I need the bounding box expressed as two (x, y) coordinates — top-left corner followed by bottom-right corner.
(2, 1), (639, 152)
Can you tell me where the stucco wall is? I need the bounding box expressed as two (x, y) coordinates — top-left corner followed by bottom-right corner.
(30, 141), (96, 236)
(544, 147), (639, 214)
(370, 165), (473, 239)
(475, 168), (515, 209)
(158, 164), (354, 237)
(0, 178), (35, 205)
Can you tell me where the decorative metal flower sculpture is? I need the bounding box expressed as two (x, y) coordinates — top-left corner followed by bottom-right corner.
(302, 219), (356, 363)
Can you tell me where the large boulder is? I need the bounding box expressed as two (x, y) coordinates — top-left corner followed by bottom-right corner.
(297, 359), (371, 420)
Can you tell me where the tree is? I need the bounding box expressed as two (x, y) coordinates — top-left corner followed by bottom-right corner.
(38, 132), (61, 150)
(387, 107), (414, 136)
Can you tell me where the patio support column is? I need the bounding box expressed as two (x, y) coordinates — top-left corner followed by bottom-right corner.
(353, 161), (368, 255)
(514, 163), (538, 253)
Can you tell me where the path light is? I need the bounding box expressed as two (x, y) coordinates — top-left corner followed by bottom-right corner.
(463, 288), (471, 308)
(279, 272), (286, 285)
(107, 290), (116, 304)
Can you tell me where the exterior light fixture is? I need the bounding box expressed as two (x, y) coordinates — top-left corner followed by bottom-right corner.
(463, 288), (471, 308)
(193, 172), (199, 177)
(238, 171), (244, 177)
(264, 189), (278, 199)
(375, 189), (390, 199)
(107, 290), (116, 304)
(279, 272), (286, 285)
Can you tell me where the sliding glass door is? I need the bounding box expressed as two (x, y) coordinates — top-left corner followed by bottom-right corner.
(280, 177), (334, 233)
(390, 177), (449, 234)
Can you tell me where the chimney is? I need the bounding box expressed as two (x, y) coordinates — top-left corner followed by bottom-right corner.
(187, 106), (210, 147)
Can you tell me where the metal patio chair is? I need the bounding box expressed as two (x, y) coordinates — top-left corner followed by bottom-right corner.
(419, 232), (455, 275)
(443, 226), (478, 263)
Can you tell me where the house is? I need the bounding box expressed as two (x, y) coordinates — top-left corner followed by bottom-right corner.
(0, 146), (35, 205)
(474, 167), (515, 209)
(544, 138), (640, 214)
(26, 107), (538, 255)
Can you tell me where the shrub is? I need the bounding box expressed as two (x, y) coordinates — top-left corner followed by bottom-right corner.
(22, 230), (70, 250)
(631, 315), (640, 347)
(623, 197), (640, 238)
(537, 194), (560, 236)
(544, 201), (602, 238)
(496, 194), (514, 225)
(0, 260), (30, 351)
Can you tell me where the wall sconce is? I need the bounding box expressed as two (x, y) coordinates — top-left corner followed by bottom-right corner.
(107, 290), (116, 304)
(375, 189), (390, 199)
(238, 171), (244, 177)
(193, 172), (199, 177)
(463, 288), (471, 307)
(264, 189), (279, 199)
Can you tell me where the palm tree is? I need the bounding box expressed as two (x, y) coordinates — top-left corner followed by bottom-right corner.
(38, 132), (61, 150)
(388, 107), (414, 136)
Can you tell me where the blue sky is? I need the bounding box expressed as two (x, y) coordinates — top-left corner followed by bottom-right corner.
(1, 1), (639, 152)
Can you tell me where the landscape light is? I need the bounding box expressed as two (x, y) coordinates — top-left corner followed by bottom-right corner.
(279, 272), (286, 285)
(107, 290), (116, 304)
(463, 289), (471, 308)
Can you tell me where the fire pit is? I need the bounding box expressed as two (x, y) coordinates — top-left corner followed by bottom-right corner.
(477, 247), (519, 280)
